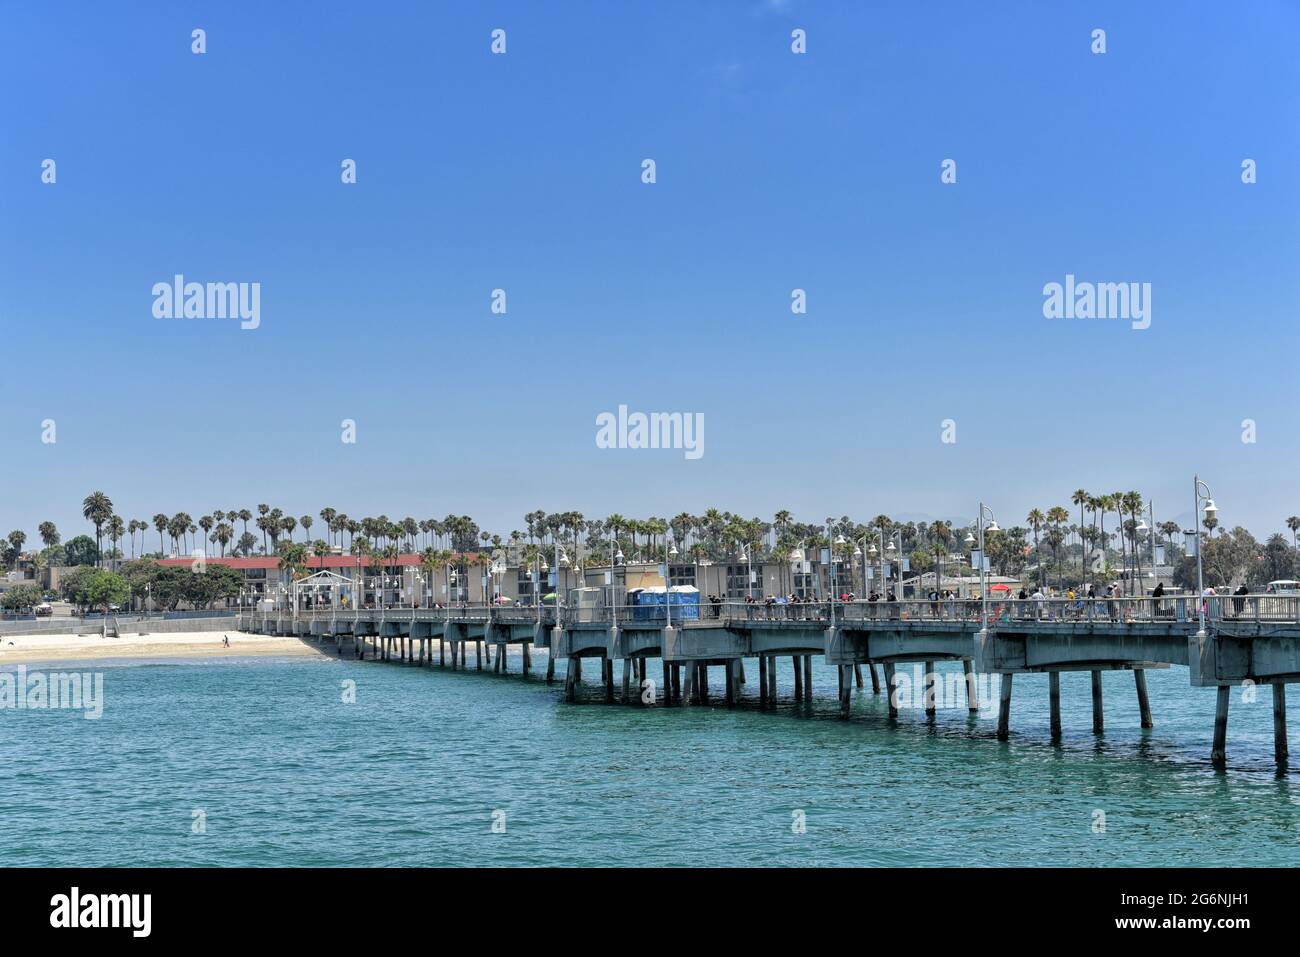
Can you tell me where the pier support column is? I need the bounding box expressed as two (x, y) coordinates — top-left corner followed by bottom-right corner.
(997, 673), (1013, 741)
(839, 666), (851, 719)
(963, 659), (979, 712)
(883, 662), (897, 719)
(1274, 684), (1289, 765)
(522, 643), (531, 677)
(622, 658), (633, 703)
(803, 656), (813, 700)
(725, 661), (736, 707)
(1049, 671), (1062, 740)
(476, 642), (483, 670)
(499, 643), (508, 674)
(662, 660), (671, 705)
(759, 655), (769, 709)
(604, 657), (614, 703)
(439, 638), (445, 667)
(546, 650), (555, 684)
(1091, 670), (1104, 734)
(924, 661), (937, 717)
(737, 658), (745, 685)
(792, 656), (803, 702)
(1135, 669), (1153, 729)
(682, 662), (695, 706)
(869, 663), (880, 695)
(564, 656), (578, 703)
(1211, 684), (1231, 765)
(767, 656), (777, 702)
(484, 641), (492, 667)
(698, 664), (709, 703)
(854, 664), (864, 689)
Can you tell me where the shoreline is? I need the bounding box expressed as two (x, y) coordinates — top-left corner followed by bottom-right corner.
(0, 629), (331, 666)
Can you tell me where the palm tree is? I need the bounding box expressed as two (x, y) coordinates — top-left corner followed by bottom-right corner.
(1026, 509), (1045, 586)
(38, 521), (60, 561)
(1071, 489), (1090, 586)
(929, 520), (951, 594)
(320, 507), (337, 547)
(81, 490), (113, 566)
(199, 515), (215, 555)
(106, 515), (125, 563)
(1046, 506), (1070, 588)
(1122, 491), (1144, 593)
(214, 522), (234, 557)
(153, 514), (169, 555)
(300, 515), (313, 542)
(1288, 516), (1300, 552)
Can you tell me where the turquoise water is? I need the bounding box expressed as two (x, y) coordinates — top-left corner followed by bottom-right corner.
(2, 649), (1299, 866)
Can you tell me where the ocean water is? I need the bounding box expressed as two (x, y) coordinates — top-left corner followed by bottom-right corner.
(2, 648), (1298, 867)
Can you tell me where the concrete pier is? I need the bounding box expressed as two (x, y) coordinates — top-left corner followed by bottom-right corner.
(248, 593), (1300, 767)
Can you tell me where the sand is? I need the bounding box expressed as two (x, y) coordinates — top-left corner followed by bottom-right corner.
(0, 629), (331, 665)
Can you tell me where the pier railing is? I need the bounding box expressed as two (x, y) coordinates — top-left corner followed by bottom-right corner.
(240, 595), (1300, 632)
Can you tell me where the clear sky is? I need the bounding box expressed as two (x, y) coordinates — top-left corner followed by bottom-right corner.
(2, 1), (1298, 545)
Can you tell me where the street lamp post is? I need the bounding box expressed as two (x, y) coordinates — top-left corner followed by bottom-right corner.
(1193, 475), (1217, 638)
(973, 503), (999, 637)
(665, 540), (678, 628)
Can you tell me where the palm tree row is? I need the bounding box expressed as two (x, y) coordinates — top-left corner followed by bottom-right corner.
(4, 492), (1300, 590)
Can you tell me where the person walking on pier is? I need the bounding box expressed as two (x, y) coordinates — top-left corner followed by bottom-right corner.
(1151, 581), (1164, 619)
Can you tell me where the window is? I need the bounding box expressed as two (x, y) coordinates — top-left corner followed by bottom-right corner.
(726, 563), (761, 598)
(793, 572), (814, 598)
(668, 564), (695, 588)
(517, 568), (536, 598)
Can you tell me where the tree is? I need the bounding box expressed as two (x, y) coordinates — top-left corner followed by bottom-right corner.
(81, 490), (113, 567)
(85, 570), (130, 615)
(0, 583), (42, 612)
(1288, 516), (1300, 552)
(5, 530), (25, 568)
(38, 521), (60, 551)
(1026, 509), (1045, 585)
(152, 514), (169, 554)
(63, 535), (99, 567)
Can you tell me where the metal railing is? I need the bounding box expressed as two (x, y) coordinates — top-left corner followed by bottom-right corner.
(237, 595), (1300, 631)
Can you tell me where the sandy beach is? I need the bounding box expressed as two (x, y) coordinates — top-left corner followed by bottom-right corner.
(0, 629), (331, 665)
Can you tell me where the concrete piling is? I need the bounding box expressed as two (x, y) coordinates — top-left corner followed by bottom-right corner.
(1135, 669), (1153, 729)
(1091, 670), (1104, 734)
(1274, 684), (1288, 765)
(1212, 685), (1231, 765)
(997, 673), (1013, 741)
(1046, 671), (1061, 739)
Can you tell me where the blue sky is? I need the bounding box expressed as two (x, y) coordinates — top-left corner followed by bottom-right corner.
(2, 1), (1298, 545)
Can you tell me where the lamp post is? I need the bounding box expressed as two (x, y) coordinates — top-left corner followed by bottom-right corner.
(1193, 475), (1217, 638)
(665, 539), (678, 628)
(739, 543), (753, 600)
(833, 531), (848, 613)
(613, 546), (624, 625)
(972, 504), (999, 637)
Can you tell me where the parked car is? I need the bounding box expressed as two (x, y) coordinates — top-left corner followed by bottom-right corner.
(34, 602), (53, 617)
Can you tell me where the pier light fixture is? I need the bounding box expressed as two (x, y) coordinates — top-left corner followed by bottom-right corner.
(1136, 519), (1148, 534)
(834, 533), (846, 547)
(973, 503), (997, 640)
(853, 544), (862, 559)
(965, 531), (976, 545)
(615, 550), (624, 564)
(669, 542), (678, 558)
(868, 543), (877, 556)
(1192, 475), (1216, 637)
(886, 540), (896, 554)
